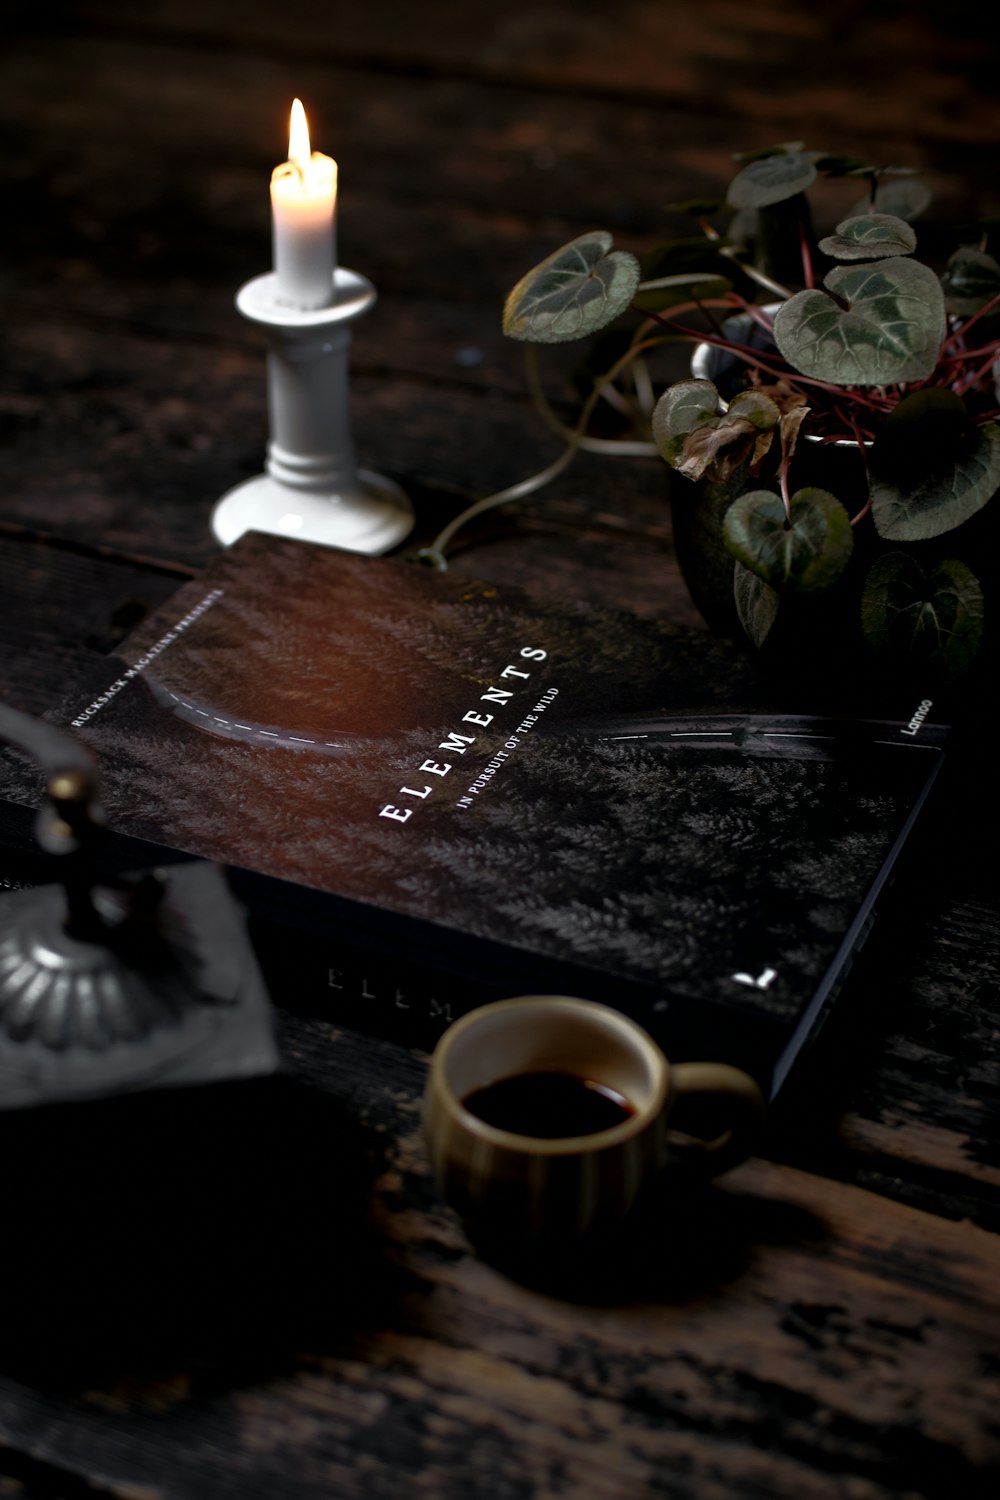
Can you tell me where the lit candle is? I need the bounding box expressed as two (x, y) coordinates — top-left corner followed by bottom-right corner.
(270, 98), (337, 308)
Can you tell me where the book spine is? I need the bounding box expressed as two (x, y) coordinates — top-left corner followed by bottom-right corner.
(0, 844), (496, 1052)
(249, 919), (502, 1051)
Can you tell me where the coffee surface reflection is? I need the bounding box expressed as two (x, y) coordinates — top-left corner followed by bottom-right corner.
(463, 1070), (634, 1138)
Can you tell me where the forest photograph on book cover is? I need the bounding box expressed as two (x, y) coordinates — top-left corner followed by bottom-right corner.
(1, 534), (945, 1084)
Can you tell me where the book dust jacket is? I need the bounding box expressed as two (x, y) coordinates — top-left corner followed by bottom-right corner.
(1, 534), (947, 1092)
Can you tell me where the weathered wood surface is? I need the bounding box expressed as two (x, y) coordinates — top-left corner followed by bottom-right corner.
(1, 4), (999, 1496)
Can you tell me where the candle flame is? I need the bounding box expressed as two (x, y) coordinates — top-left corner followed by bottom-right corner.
(288, 98), (311, 168)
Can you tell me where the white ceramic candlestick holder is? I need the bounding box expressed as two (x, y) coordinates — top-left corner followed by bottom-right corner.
(211, 267), (414, 553)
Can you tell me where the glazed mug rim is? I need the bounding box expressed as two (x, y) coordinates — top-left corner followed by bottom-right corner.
(427, 995), (671, 1157)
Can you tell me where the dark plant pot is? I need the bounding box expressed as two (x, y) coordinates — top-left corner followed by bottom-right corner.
(670, 436), (872, 636)
(670, 323), (998, 714)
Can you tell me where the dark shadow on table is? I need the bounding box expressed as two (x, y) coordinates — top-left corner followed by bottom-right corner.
(0, 1075), (391, 1387)
(454, 1170), (827, 1304)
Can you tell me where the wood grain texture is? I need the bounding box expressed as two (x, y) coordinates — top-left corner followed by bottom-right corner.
(47, 0), (1000, 155)
(1, 1017), (995, 1500)
(1, 3), (998, 1496)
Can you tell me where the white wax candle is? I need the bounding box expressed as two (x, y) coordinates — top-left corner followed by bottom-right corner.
(270, 98), (337, 309)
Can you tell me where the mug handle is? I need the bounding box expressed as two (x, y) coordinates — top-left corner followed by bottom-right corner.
(669, 1061), (766, 1176)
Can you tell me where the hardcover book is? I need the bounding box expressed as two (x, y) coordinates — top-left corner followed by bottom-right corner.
(0, 534), (947, 1097)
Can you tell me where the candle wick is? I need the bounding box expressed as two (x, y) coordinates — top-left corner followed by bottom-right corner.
(273, 159), (307, 187)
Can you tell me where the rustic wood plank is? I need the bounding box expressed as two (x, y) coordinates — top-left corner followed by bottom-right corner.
(52, 0), (1000, 159)
(2, 25), (993, 592)
(2, 8), (999, 1497)
(764, 872), (1000, 1230)
(0, 305), (696, 622)
(1, 25), (994, 313)
(0, 1016), (995, 1500)
(0, 534), (186, 714)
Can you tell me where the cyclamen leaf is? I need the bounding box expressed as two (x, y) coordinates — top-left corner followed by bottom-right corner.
(818, 213), (917, 261)
(726, 152), (817, 209)
(503, 231), (641, 344)
(723, 487), (853, 593)
(727, 391), (782, 431)
(772, 257), (946, 385)
(651, 378), (720, 466)
(652, 385), (781, 481)
(941, 246), (1000, 317)
(861, 553), (984, 674)
(733, 392), (782, 477)
(671, 415), (759, 482)
(871, 419), (1000, 542)
(849, 177), (932, 222)
(778, 402), (810, 460)
(733, 562), (780, 647)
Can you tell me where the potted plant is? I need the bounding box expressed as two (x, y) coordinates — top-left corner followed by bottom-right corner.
(445, 146), (1000, 696)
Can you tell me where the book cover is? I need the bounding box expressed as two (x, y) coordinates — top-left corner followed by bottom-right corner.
(0, 534), (947, 1096)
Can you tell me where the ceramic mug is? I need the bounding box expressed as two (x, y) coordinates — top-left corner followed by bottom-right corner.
(423, 995), (765, 1253)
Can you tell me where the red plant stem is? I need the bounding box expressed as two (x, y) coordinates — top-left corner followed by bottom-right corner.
(641, 298), (737, 330)
(689, 294), (730, 343)
(799, 219), (815, 290)
(652, 296), (894, 411)
(643, 299), (1000, 445)
(952, 350), (1000, 398)
(936, 335), (1000, 364)
(651, 319), (892, 410)
(939, 291), (1000, 354)
(727, 293), (777, 336)
(937, 358), (1000, 399)
(813, 419), (880, 443)
(779, 451), (792, 520)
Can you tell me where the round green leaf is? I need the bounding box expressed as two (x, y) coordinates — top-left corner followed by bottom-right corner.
(871, 406), (1000, 541)
(772, 257), (946, 385)
(652, 384), (782, 481)
(849, 177), (932, 222)
(651, 378), (720, 464)
(733, 562), (780, 647)
(941, 246), (1000, 317)
(723, 486), (853, 593)
(861, 553), (984, 674)
(727, 391), (782, 431)
(818, 213), (917, 261)
(726, 152), (817, 210)
(503, 231), (641, 344)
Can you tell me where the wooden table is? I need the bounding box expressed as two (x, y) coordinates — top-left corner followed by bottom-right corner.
(1, 5), (998, 1495)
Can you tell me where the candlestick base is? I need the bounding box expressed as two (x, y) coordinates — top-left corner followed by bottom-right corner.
(213, 265), (415, 554)
(211, 470), (413, 553)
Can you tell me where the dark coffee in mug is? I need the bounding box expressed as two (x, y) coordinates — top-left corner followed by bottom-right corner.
(462, 1070), (635, 1139)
